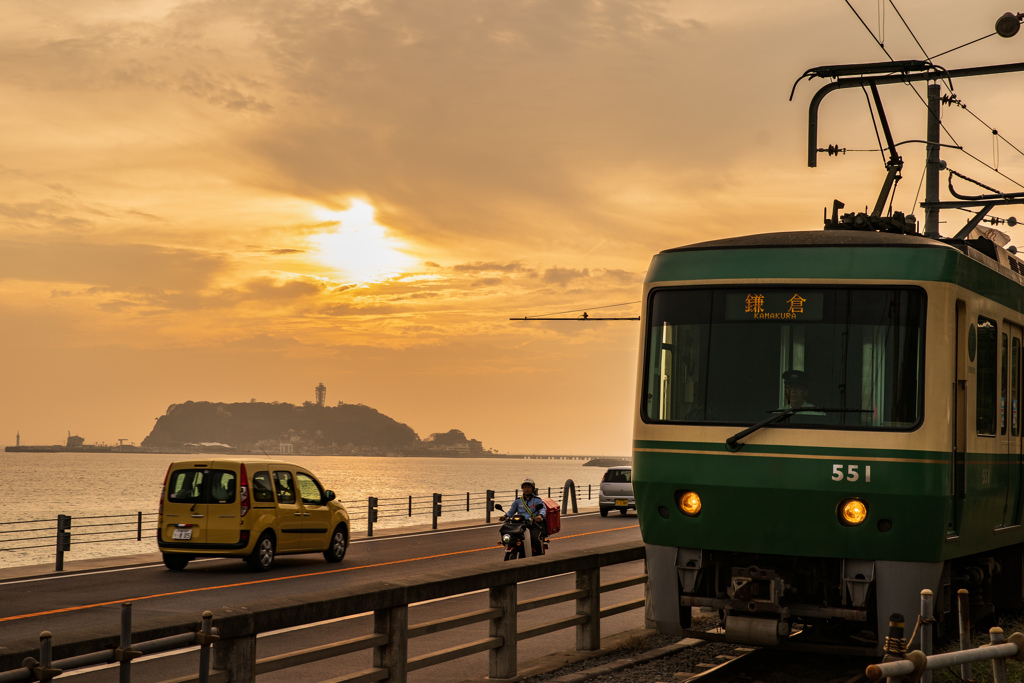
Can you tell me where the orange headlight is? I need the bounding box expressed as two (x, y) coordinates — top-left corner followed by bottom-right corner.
(840, 499), (868, 526)
(678, 491), (702, 517)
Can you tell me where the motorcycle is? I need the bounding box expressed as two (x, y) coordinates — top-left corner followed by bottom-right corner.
(493, 503), (546, 560)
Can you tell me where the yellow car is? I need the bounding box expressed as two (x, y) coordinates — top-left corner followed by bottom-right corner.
(157, 459), (349, 571)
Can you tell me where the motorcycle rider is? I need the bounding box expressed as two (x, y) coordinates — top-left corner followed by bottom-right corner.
(501, 478), (547, 556)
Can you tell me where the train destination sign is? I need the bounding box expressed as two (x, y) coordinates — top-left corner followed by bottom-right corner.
(725, 291), (824, 321)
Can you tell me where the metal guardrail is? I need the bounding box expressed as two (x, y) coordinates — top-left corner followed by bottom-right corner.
(0, 605), (220, 683)
(0, 540), (647, 682)
(0, 513), (160, 571)
(867, 588), (1024, 682)
(0, 480), (598, 570)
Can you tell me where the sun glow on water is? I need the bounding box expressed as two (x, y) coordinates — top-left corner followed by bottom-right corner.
(311, 200), (415, 283)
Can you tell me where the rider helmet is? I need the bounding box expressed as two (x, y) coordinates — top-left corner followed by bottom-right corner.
(522, 477), (536, 489)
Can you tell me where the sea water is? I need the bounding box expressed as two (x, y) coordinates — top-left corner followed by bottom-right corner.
(0, 453), (617, 568)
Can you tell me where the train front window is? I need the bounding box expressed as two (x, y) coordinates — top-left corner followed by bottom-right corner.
(643, 287), (925, 429)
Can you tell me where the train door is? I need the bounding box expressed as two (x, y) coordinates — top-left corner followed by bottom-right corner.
(950, 301), (967, 538)
(1003, 323), (1023, 527)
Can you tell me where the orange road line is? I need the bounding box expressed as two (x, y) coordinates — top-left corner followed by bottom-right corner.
(0, 524), (640, 623)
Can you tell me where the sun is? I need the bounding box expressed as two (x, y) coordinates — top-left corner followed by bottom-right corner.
(310, 200), (415, 283)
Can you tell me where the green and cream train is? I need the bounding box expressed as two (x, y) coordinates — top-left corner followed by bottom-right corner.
(635, 225), (1024, 650)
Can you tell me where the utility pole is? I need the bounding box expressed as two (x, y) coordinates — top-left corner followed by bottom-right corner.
(924, 83), (942, 237)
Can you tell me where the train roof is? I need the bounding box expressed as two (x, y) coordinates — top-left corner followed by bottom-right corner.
(648, 228), (1024, 297)
(661, 229), (954, 253)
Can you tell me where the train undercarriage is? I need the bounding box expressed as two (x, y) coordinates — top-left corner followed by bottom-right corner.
(646, 543), (1024, 653)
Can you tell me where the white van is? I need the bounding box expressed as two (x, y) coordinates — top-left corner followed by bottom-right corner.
(598, 466), (634, 516)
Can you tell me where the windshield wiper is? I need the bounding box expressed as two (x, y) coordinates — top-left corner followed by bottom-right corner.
(726, 408), (868, 451)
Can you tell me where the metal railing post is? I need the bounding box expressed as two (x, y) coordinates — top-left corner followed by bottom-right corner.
(991, 627), (1009, 683)
(486, 490), (494, 523)
(576, 568), (601, 651)
(137, 512), (142, 541)
(34, 631), (61, 682)
(55, 515), (71, 572)
(373, 605), (408, 682)
(197, 610), (218, 683)
(115, 602), (141, 683)
(368, 497), (378, 537)
(432, 493), (441, 530)
(408, 495), (412, 517)
(213, 623), (256, 682)
(920, 590), (933, 683)
(958, 588), (972, 682)
(882, 612), (906, 661)
(562, 479), (578, 514)
(489, 583), (517, 679)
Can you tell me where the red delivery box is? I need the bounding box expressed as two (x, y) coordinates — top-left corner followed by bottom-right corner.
(542, 498), (561, 535)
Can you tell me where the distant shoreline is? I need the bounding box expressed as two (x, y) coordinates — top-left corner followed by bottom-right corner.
(2, 446), (628, 463)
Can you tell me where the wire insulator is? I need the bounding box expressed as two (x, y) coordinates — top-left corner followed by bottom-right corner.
(817, 144), (847, 157)
(940, 93), (965, 109)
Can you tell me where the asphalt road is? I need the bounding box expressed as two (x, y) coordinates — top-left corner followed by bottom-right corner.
(0, 510), (646, 682)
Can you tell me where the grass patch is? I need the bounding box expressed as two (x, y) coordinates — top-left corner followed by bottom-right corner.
(932, 617), (1024, 683)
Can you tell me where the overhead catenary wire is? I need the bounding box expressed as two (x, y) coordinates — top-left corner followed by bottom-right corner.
(942, 93), (1024, 160)
(929, 32), (999, 61)
(844, 0), (895, 60)
(511, 300), (641, 322)
(888, 0), (929, 61)
(841, 1), (1024, 197)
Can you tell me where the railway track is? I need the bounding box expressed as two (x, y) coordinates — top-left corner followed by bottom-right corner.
(682, 647), (871, 683)
(523, 637), (875, 683)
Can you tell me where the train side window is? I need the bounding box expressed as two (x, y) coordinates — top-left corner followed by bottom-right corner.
(1003, 332), (1009, 436)
(977, 317), (998, 436)
(1013, 337), (1021, 437)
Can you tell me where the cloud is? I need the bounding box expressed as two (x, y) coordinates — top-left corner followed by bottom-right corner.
(178, 69), (274, 112)
(542, 267), (589, 286)
(452, 261), (529, 273)
(0, 240), (225, 292)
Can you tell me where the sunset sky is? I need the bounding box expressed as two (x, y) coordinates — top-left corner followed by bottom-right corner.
(2, 1), (1023, 454)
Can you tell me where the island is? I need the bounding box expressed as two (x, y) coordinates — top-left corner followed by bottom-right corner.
(139, 399), (488, 457)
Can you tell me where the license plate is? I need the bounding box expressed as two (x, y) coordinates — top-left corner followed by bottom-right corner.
(172, 528), (193, 540)
(615, 499), (628, 507)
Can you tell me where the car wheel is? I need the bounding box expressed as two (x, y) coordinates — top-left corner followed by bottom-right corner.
(324, 525), (348, 563)
(162, 553), (190, 571)
(246, 532), (276, 572)
(600, 507), (609, 517)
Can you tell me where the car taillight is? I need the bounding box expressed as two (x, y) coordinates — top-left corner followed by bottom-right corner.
(239, 463), (250, 517)
(159, 464), (171, 516)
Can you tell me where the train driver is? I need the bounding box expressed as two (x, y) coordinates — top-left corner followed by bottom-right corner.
(782, 370), (825, 415)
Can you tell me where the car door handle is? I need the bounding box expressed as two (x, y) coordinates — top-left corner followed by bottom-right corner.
(294, 512), (302, 516)
(191, 514), (204, 518)
(303, 513), (310, 516)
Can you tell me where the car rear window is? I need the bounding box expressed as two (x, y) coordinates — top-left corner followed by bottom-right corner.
(605, 469), (631, 484)
(167, 469), (237, 504)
